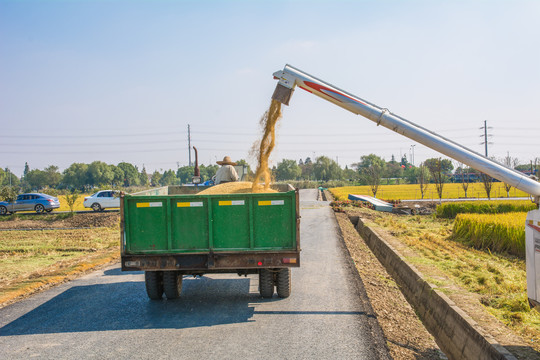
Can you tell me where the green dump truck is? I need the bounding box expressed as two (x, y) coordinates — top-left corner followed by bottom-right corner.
(121, 184), (300, 300)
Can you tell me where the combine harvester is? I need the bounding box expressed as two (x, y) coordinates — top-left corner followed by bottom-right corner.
(271, 64), (540, 310)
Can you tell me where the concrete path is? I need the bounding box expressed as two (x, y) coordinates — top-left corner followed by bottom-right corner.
(0, 189), (388, 359)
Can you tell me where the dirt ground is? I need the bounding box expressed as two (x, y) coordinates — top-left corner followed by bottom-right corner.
(335, 212), (444, 359)
(0, 212), (120, 229)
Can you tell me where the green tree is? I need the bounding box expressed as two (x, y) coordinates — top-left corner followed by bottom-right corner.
(354, 154), (386, 195)
(139, 166), (149, 186)
(88, 161), (114, 186)
(109, 164), (124, 186)
(313, 156), (342, 181)
(1, 168), (20, 187)
(417, 162), (430, 199)
(276, 159), (301, 181)
(151, 171), (162, 186)
(300, 162), (313, 180)
(63, 163), (89, 190)
(424, 158), (453, 201)
(118, 162), (140, 186)
(65, 190), (80, 213)
(403, 165), (417, 184)
(43, 165), (62, 188)
(198, 164), (218, 182)
(25, 169), (46, 189)
(384, 162), (403, 183)
(423, 158), (453, 176)
(176, 166), (195, 184)
(23, 162), (30, 178)
(342, 165), (359, 182)
(160, 170), (178, 185)
(0, 186), (18, 203)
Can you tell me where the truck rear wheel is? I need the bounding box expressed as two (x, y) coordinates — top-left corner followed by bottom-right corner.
(259, 269), (274, 298)
(163, 271), (183, 300)
(145, 271), (163, 300)
(276, 268), (291, 298)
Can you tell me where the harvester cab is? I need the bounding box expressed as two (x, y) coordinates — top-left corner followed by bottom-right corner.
(272, 64), (540, 311)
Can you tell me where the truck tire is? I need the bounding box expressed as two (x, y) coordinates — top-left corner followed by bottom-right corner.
(145, 271), (163, 300)
(259, 269), (274, 298)
(276, 268), (291, 298)
(163, 271), (183, 300)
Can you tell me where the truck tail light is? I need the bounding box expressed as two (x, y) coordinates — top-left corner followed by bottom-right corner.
(282, 258), (297, 264)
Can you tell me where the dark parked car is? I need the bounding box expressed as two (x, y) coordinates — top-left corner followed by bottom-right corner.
(0, 193), (60, 215)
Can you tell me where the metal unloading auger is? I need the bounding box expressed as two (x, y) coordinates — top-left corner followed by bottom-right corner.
(271, 64), (540, 310)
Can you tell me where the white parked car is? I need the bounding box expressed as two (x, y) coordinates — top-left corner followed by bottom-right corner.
(84, 190), (120, 212)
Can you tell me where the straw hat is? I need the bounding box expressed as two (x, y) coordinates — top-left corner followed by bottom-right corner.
(217, 156), (237, 166)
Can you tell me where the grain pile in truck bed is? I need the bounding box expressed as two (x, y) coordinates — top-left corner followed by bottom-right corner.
(197, 181), (278, 195)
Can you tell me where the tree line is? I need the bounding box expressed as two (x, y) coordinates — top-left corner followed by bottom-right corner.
(1, 154), (538, 198)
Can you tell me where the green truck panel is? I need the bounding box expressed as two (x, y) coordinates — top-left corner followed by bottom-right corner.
(122, 188), (298, 256)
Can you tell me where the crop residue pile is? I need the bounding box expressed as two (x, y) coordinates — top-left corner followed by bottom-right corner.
(251, 99), (282, 193)
(198, 181), (277, 195)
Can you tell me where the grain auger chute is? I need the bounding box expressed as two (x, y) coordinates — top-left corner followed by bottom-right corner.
(272, 64), (540, 310)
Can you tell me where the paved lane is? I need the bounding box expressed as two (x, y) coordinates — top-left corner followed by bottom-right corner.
(0, 189), (389, 359)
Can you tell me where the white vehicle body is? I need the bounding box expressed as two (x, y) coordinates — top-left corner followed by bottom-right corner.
(83, 190), (120, 211)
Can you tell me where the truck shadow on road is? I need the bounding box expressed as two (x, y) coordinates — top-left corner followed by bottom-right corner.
(1, 276), (264, 336)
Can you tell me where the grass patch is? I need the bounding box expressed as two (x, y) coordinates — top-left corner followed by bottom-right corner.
(0, 227), (119, 307)
(351, 207), (540, 348)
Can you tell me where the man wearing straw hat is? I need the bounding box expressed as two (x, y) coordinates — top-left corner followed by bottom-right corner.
(214, 156), (239, 185)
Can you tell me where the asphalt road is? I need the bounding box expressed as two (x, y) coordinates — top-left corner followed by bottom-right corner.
(0, 189), (389, 360)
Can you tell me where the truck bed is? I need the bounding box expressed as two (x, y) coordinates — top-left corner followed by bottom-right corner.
(121, 184), (300, 272)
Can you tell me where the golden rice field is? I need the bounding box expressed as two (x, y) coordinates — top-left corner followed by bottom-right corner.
(452, 212), (527, 257)
(56, 194), (89, 212)
(436, 200), (537, 218)
(330, 182), (530, 201)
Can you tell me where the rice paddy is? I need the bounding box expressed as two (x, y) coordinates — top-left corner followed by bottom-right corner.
(329, 183), (530, 201)
(452, 212), (527, 257)
(436, 200), (537, 219)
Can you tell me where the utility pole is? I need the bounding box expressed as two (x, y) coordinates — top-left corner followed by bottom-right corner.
(410, 145), (416, 166)
(188, 124), (192, 167)
(480, 120), (493, 157)
(484, 120), (488, 156)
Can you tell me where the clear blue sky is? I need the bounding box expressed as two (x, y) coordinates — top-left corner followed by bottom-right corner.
(1, 0), (539, 176)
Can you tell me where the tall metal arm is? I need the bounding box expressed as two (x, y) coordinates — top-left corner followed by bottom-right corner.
(272, 64), (540, 201)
